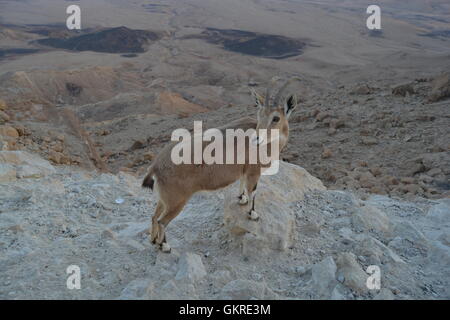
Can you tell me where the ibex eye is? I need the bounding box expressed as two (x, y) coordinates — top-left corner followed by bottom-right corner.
(272, 116), (280, 123)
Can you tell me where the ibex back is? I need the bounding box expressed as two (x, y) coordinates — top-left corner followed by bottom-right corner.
(142, 77), (300, 252)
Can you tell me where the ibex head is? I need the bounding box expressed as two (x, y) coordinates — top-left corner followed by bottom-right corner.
(250, 77), (300, 147)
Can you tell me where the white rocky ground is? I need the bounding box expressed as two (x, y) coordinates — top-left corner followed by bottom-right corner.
(0, 151), (449, 300)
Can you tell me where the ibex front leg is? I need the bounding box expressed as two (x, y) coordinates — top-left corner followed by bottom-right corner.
(245, 170), (261, 221)
(238, 176), (249, 205)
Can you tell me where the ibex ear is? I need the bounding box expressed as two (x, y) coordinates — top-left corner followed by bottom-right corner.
(284, 94), (298, 119)
(250, 88), (265, 108)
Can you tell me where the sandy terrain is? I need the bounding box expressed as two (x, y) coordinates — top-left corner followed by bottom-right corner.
(1, 153), (449, 299)
(0, 0), (449, 299)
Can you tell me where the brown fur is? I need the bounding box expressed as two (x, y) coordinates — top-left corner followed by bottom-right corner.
(142, 79), (300, 252)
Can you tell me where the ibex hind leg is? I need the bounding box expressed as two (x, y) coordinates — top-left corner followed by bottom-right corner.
(156, 198), (189, 253)
(150, 200), (165, 244)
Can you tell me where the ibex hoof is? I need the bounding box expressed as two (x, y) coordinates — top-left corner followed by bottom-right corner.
(150, 234), (157, 244)
(161, 242), (171, 253)
(239, 194), (249, 205)
(248, 210), (259, 221)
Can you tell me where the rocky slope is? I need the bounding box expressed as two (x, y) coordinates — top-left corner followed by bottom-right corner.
(78, 72), (450, 200)
(1, 71), (449, 198)
(0, 151), (448, 299)
(0, 0), (449, 300)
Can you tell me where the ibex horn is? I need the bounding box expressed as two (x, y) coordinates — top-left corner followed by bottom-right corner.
(265, 76), (281, 107)
(272, 77), (301, 108)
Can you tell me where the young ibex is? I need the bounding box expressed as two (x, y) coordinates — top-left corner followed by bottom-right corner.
(142, 77), (300, 252)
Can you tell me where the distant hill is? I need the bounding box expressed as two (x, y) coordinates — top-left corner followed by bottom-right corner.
(184, 28), (307, 59)
(37, 26), (161, 54)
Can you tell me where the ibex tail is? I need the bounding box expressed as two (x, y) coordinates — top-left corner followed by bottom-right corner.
(142, 166), (155, 190)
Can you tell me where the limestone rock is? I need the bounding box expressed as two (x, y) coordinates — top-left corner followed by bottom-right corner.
(16, 165), (47, 179)
(0, 139), (446, 300)
(175, 252), (207, 283)
(393, 221), (429, 251)
(421, 152), (449, 175)
(322, 147), (332, 159)
(426, 201), (450, 225)
(329, 118), (345, 129)
(316, 111), (331, 121)
(374, 288), (395, 300)
(357, 235), (405, 266)
(223, 162), (325, 251)
(428, 73), (450, 103)
(359, 171), (376, 188)
(0, 126), (19, 138)
(336, 252), (369, 294)
(130, 140), (145, 151)
(0, 151), (55, 178)
(331, 285), (347, 300)
(0, 110), (10, 122)
(219, 279), (278, 300)
(15, 126), (30, 137)
(361, 136), (378, 146)
(351, 84), (372, 95)
(392, 83), (415, 97)
(311, 256), (337, 298)
(118, 279), (152, 300)
(352, 204), (393, 237)
(48, 151), (63, 164)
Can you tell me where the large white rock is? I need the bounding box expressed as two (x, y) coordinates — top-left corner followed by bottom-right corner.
(223, 161), (325, 252)
(0, 151), (55, 180)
